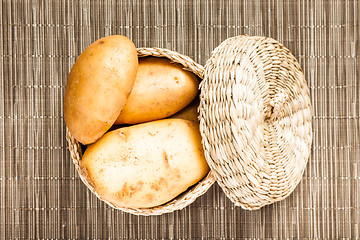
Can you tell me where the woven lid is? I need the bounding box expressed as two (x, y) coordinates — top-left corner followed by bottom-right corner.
(199, 35), (312, 210)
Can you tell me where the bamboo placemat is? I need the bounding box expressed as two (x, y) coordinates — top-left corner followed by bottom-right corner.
(1, 0), (359, 238)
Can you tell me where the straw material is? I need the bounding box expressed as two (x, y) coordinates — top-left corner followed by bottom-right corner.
(199, 35), (312, 210)
(66, 48), (215, 216)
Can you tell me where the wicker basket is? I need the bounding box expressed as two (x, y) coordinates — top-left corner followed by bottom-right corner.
(66, 35), (312, 215)
(66, 48), (216, 216)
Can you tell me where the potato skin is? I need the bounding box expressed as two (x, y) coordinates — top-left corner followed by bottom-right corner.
(115, 57), (199, 125)
(80, 119), (209, 208)
(64, 35), (138, 145)
(170, 97), (199, 122)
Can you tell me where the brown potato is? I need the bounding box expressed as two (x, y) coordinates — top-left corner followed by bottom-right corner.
(115, 57), (199, 125)
(170, 97), (199, 122)
(80, 119), (210, 208)
(64, 35), (138, 144)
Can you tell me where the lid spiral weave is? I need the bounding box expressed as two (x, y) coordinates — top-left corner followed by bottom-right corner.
(199, 35), (312, 210)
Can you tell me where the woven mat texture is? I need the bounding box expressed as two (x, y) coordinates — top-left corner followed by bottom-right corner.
(1, 0), (359, 239)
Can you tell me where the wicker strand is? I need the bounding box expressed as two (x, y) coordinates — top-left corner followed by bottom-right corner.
(137, 48), (205, 79)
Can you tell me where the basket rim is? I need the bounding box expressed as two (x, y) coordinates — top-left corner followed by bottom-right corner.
(66, 47), (216, 216)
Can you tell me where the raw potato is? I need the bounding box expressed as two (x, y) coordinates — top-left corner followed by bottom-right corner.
(80, 119), (210, 208)
(115, 57), (199, 125)
(64, 35), (138, 145)
(170, 97), (199, 122)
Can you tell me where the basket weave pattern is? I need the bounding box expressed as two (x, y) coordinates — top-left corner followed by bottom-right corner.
(66, 48), (215, 216)
(199, 36), (312, 210)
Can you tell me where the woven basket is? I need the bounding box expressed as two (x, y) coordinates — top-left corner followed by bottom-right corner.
(66, 35), (312, 215)
(199, 35), (312, 210)
(66, 48), (216, 216)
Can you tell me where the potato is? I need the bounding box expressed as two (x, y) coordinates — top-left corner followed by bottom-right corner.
(170, 97), (199, 122)
(80, 119), (209, 208)
(64, 35), (138, 145)
(115, 57), (199, 125)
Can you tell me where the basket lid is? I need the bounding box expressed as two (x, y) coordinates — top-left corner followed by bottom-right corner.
(199, 35), (312, 210)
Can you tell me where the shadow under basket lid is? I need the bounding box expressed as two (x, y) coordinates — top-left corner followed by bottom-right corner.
(199, 35), (312, 210)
